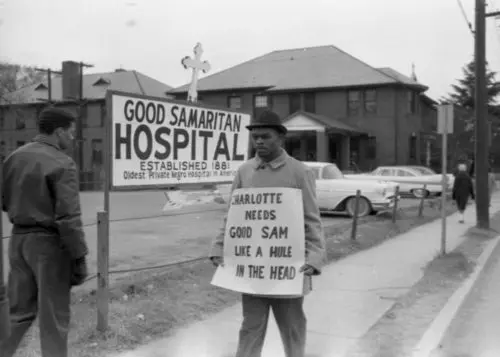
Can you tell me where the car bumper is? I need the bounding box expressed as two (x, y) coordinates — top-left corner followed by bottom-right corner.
(371, 195), (399, 211)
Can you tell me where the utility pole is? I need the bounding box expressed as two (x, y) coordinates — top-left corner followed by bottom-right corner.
(34, 67), (62, 103)
(475, 0), (500, 229)
(76, 62), (94, 181)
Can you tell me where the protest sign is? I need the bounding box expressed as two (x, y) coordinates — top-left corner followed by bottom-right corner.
(106, 91), (251, 188)
(211, 187), (305, 295)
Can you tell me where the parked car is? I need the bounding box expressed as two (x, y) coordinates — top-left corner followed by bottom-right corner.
(344, 165), (454, 198)
(304, 162), (399, 217)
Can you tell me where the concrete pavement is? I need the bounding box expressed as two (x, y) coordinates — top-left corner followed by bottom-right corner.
(425, 230), (500, 357)
(112, 193), (500, 357)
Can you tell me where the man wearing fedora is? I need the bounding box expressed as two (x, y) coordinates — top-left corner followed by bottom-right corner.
(210, 110), (326, 357)
(1, 107), (89, 357)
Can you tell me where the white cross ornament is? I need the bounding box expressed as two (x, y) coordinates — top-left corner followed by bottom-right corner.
(181, 42), (211, 103)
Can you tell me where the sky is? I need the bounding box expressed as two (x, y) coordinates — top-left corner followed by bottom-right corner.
(1, 0), (500, 101)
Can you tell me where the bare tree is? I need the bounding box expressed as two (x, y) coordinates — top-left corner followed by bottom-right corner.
(0, 62), (46, 104)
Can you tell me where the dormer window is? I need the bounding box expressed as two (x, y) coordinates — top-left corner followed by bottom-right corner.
(93, 77), (111, 86)
(34, 83), (48, 91)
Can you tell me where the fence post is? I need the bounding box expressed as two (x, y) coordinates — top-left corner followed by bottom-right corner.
(351, 190), (361, 240)
(97, 210), (110, 332)
(392, 186), (400, 223)
(0, 157), (10, 341)
(418, 184), (427, 217)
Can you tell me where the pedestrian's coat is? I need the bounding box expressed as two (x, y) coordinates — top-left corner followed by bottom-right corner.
(452, 170), (475, 212)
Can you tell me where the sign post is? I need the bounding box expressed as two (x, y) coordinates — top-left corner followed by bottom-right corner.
(0, 155), (10, 341)
(437, 104), (454, 255)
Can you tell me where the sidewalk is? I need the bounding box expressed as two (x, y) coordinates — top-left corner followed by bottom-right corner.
(113, 194), (500, 357)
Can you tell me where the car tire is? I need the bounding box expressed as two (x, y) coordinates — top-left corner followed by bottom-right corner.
(412, 188), (429, 199)
(345, 196), (371, 217)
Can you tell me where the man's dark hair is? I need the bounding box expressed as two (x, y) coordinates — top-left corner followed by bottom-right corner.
(37, 106), (76, 135)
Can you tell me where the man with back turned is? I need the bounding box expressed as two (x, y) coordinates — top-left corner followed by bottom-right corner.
(0, 107), (89, 357)
(210, 110), (326, 357)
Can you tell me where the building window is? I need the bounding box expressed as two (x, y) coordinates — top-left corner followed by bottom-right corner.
(367, 136), (377, 159)
(408, 91), (417, 114)
(409, 134), (417, 160)
(78, 105), (88, 128)
(16, 117), (25, 130)
(304, 92), (316, 113)
(35, 105), (44, 121)
(100, 104), (106, 127)
(289, 93), (301, 114)
(228, 96), (242, 109)
(348, 90), (361, 116)
(253, 94), (271, 119)
(91, 139), (103, 169)
(364, 89), (377, 114)
(254, 95), (269, 108)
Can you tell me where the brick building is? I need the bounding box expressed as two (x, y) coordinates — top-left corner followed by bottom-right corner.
(0, 60), (173, 188)
(169, 45), (438, 171)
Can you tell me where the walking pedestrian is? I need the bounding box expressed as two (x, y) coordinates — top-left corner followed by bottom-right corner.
(209, 110), (326, 357)
(452, 163), (475, 224)
(0, 107), (89, 357)
(468, 158), (475, 178)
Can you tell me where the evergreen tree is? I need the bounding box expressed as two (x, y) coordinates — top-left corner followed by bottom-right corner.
(442, 59), (500, 166)
(442, 59), (500, 110)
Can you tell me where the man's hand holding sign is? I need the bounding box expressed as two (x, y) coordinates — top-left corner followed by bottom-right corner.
(209, 110), (326, 357)
(212, 257), (318, 276)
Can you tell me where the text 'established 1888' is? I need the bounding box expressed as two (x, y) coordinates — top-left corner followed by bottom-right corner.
(108, 92), (251, 187)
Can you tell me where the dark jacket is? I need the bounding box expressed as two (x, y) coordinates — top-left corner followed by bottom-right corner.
(1, 135), (88, 260)
(452, 171), (475, 210)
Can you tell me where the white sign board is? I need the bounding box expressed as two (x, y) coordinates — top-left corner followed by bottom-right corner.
(437, 104), (454, 134)
(107, 91), (250, 188)
(211, 187), (306, 296)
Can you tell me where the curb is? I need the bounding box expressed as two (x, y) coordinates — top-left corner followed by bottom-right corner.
(411, 233), (500, 357)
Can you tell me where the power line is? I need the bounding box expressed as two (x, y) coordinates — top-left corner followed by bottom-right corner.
(457, 0), (475, 35)
(487, 0), (500, 50)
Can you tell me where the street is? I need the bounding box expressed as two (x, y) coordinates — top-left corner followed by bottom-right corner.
(430, 238), (500, 357)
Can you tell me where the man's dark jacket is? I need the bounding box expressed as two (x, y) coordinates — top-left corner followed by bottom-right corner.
(2, 135), (88, 260)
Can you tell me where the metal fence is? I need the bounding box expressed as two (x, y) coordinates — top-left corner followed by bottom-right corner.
(0, 181), (455, 332)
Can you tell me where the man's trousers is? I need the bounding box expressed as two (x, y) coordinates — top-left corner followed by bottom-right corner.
(0, 232), (72, 357)
(235, 294), (306, 357)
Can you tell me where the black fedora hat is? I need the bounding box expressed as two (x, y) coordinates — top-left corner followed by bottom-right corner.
(246, 110), (287, 134)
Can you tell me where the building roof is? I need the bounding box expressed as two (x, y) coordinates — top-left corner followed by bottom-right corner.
(284, 111), (367, 135)
(376, 67), (422, 87)
(169, 45), (429, 94)
(1, 69), (173, 105)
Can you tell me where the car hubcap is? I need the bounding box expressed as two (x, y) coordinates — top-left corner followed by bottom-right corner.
(413, 189), (426, 198)
(350, 199), (368, 216)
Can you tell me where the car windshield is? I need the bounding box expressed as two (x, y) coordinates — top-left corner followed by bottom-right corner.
(322, 164), (344, 179)
(411, 167), (436, 175)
